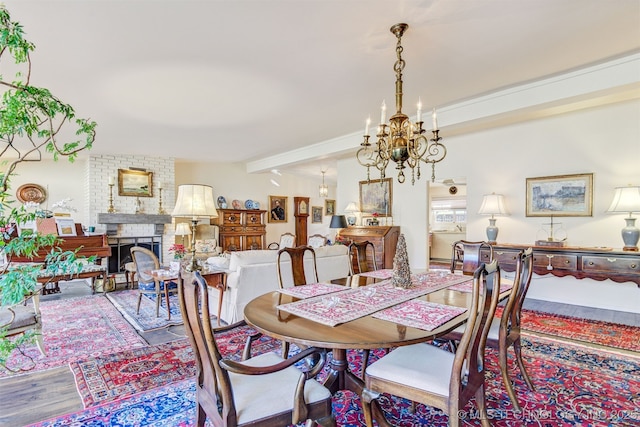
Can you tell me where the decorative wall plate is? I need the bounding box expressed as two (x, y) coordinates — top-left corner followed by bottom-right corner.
(245, 199), (254, 209)
(16, 183), (47, 204)
(232, 199), (243, 210)
(217, 196), (227, 209)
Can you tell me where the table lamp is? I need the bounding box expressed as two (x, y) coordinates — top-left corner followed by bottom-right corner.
(172, 184), (219, 271)
(607, 185), (640, 251)
(175, 222), (191, 246)
(344, 202), (359, 226)
(477, 193), (509, 244)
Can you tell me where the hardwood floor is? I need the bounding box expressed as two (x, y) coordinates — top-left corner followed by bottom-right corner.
(1, 278), (637, 426)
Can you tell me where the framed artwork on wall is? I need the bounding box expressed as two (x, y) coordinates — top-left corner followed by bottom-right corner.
(325, 199), (335, 216)
(526, 173), (593, 217)
(359, 178), (392, 217)
(118, 168), (153, 197)
(311, 206), (323, 223)
(55, 218), (77, 236)
(268, 195), (288, 223)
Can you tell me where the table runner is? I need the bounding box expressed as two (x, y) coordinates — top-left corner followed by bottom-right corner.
(278, 283), (347, 299)
(372, 300), (467, 331)
(447, 279), (512, 294)
(276, 271), (471, 327)
(358, 269), (393, 279)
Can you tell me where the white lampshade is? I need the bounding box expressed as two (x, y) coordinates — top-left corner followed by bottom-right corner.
(344, 202), (359, 213)
(172, 184), (219, 219)
(607, 186), (640, 214)
(175, 222), (191, 236)
(478, 193), (509, 218)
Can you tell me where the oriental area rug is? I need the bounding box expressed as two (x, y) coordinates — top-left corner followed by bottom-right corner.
(70, 325), (280, 407)
(1, 294), (146, 378)
(105, 289), (184, 332)
(496, 306), (640, 353)
(29, 336), (640, 427)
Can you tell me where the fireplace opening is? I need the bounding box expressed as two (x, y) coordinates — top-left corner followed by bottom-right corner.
(108, 236), (162, 274)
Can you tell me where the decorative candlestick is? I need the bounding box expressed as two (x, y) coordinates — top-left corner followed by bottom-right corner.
(158, 187), (166, 214)
(107, 183), (116, 213)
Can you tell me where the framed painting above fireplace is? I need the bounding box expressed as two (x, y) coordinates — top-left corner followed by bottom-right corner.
(118, 169), (153, 197)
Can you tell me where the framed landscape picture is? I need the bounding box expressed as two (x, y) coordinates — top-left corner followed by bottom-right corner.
(311, 206), (323, 223)
(325, 199), (335, 216)
(359, 178), (392, 217)
(268, 195), (288, 223)
(526, 173), (593, 217)
(118, 169), (153, 197)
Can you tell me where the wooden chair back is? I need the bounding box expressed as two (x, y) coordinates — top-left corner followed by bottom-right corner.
(488, 247), (535, 410)
(450, 240), (493, 275)
(348, 241), (377, 275)
(130, 246), (159, 284)
(277, 245), (319, 288)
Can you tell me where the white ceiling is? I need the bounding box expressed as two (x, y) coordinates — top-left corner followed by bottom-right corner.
(3, 0), (640, 183)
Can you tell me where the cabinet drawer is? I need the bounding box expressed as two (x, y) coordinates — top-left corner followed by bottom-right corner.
(491, 249), (519, 268)
(245, 213), (264, 226)
(582, 256), (640, 275)
(221, 212), (242, 226)
(220, 226), (242, 233)
(533, 253), (577, 270)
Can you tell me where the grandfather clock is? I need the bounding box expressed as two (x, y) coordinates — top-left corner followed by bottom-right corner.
(293, 196), (309, 247)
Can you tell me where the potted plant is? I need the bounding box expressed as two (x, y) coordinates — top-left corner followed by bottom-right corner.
(0, 6), (97, 372)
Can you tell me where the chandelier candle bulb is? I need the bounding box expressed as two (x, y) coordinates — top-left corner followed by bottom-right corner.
(380, 100), (386, 124)
(365, 117), (370, 136)
(432, 108), (438, 130)
(416, 98), (422, 122)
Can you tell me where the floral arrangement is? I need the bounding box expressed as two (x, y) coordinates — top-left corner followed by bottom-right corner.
(50, 198), (77, 213)
(372, 212), (379, 218)
(169, 244), (186, 259)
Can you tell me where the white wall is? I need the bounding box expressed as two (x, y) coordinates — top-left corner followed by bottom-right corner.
(338, 99), (640, 313)
(174, 162), (337, 245)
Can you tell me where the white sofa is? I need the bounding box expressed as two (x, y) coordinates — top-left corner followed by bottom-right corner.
(206, 245), (351, 325)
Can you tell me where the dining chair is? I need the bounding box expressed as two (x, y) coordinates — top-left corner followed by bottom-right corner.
(441, 248), (535, 411)
(361, 260), (502, 427)
(179, 271), (335, 427)
(0, 292), (46, 357)
(450, 240), (493, 275)
(276, 245), (320, 358)
(307, 234), (328, 249)
(130, 246), (178, 320)
(348, 240), (377, 275)
(268, 232), (296, 250)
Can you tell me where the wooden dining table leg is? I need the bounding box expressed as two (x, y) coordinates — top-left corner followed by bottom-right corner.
(322, 348), (365, 395)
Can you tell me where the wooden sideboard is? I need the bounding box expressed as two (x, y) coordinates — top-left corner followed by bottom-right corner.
(338, 226), (400, 270)
(480, 243), (640, 287)
(213, 209), (266, 252)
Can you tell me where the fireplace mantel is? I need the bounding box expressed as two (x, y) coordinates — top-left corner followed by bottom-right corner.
(98, 213), (172, 235)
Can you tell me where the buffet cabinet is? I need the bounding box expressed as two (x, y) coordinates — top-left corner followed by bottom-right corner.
(213, 209), (266, 252)
(480, 243), (640, 287)
(338, 226), (400, 271)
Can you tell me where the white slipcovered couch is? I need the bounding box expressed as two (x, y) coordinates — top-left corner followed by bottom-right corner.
(206, 245), (350, 325)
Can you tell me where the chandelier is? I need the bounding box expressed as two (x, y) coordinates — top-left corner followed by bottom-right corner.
(319, 171), (328, 197)
(356, 23), (446, 184)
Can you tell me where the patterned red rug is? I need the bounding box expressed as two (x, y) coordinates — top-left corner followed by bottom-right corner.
(71, 325), (280, 407)
(1, 295), (146, 377)
(496, 306), (640, 352)
(29, 336), (640, 426)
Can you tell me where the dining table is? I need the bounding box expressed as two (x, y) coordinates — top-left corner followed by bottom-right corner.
(244, 269), (513, 395)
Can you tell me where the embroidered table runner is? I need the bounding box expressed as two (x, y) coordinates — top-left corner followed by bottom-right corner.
(358, 269), (393, 279)
(278, 283), (347, 299)
(373, 300), (467, 331)
(276, 271), (471, 327)
(447, 279), (512, 294)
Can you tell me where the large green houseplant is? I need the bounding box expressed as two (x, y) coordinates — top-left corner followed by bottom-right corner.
(0, 6), (97, 371)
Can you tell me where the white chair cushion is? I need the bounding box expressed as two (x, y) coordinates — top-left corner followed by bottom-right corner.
(365, 342), (454, 397)
(229, 250), (279, 271)
(195, 239), (218, 253)
(206, 256), (230, 270)
(228, 352), (331, 424)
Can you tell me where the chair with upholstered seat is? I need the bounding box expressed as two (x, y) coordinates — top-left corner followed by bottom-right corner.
(268, 232), (296, 250)
(307, 234), (328, 249)
(0, 293), (46, 356)
(361, 260), (502, 427)
(450, 240), (493, 275)
(179, 271), (335, 427)
(348, 240), (377, 275)
(130, 246), (178, 320)
(442, 248), (535, 411)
